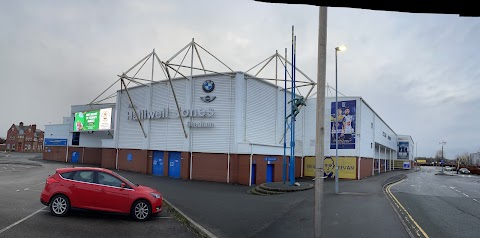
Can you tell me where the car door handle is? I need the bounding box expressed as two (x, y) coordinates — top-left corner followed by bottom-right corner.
(97, 188), (103, 191)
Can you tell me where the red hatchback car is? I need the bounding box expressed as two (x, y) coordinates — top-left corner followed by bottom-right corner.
(41, 167), (163, 221)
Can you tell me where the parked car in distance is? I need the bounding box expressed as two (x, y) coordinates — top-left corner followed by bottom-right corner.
(41, 167), (163, 221)
(445, 166), (453, 171)
(459, 168), (471, 174)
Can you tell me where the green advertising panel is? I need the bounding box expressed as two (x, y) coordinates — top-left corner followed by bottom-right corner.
(73, 108), (112, 132)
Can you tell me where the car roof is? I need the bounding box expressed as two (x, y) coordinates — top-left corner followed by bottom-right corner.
(56, 167), (112, 174)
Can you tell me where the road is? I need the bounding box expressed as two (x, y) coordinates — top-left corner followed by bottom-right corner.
(390, 166), (480, 238)
(0, 152), (197, 238)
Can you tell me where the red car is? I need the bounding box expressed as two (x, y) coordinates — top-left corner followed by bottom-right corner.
(40, 167), (163, 221)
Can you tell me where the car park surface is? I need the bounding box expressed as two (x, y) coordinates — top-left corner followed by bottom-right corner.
(0, 153), (197, 238)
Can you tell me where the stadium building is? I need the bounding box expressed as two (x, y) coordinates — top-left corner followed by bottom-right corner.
(43, 40), (415, 185)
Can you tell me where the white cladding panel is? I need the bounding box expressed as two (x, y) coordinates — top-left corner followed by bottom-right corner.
(191, 75), (235, 153)
(303, 98), (318, 156)
(116, 74), (236, 153)
(163, 79), (187, 151)
(359, 100), (375, 158)
(77, 131), (111, 148)
(277, 90), (294, 149)
(45, 124), (70, 140)
(245, 79), (277, 145)
(117, 86), (148, 149)
(149, 81), (170, 149)
(294, 103), (305, 156)
(373, 114), (397, 150)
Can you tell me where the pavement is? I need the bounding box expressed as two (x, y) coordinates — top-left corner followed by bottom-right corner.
(1, 152), (417, 238)
(115, 167), (414, 238)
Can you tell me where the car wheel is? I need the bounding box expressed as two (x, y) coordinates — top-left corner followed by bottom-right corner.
(50, 194), (70, 217)
(131, 200), (151, 221)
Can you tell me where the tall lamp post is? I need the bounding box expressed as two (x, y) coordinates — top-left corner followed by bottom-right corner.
(439, 141), (446, 173)
(334, 45), (347, 194)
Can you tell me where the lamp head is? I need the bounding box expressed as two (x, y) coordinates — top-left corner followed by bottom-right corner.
(336, 45), (347, 52)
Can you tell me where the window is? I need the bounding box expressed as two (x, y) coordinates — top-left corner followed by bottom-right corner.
(6, 144), (10, 149)
(97, 172), (125, 188)
(72, 132), (80, 146)
(12, 144), (15, 150)
(60, 171), (75, 179)
(371, 123), (373, 129)
(72, 171), (94, 183)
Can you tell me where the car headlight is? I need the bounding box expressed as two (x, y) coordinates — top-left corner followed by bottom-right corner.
(150, 193), (161, 199)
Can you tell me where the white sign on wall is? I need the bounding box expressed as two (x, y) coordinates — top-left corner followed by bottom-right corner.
(127, 108), (215, 120)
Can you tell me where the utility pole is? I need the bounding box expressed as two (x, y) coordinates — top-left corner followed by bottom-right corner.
(314, 6), (328, 238)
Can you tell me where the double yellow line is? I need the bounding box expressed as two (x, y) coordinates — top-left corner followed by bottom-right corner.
(385, 180), (430, 238)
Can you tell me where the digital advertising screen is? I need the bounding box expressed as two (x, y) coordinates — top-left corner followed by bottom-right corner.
(73, 108), (112, 132)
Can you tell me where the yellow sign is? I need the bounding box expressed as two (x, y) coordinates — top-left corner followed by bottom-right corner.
(323, 157), (357, 179)
(324, 157), (335, 177)
(304, 156), (315, 177)
(417, 159), (426, 163)
(394, 160), (409, 169)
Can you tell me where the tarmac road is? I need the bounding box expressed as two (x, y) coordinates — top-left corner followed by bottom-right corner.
(390, 166), (480, 238)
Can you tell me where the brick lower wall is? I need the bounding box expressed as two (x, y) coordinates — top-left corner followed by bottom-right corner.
(360, 158), (373, 179)
(101, 148), (116, 169)
(83, 148), (102, 165)
(118, 149), (148, 174)
(43, 146), (67, 162)
(192, 152), (228, 183)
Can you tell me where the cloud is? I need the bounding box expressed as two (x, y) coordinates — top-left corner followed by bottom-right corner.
(0, 1), (478, 159)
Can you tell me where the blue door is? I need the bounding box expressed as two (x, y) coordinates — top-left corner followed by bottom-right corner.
(152, 151), (164, 176)
(266, 164), (274, 183)
(71, 151), (79, 164)
(168, 152), (181, 179)
(251, 164), (256, 185)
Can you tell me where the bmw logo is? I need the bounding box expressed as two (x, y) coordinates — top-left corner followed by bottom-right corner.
(202, 80), (215, 93)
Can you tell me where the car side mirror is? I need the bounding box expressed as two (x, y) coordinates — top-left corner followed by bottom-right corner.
(120, 183), (126, 188)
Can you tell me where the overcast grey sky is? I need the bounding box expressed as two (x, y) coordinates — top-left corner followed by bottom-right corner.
(1, 0), (479, 159)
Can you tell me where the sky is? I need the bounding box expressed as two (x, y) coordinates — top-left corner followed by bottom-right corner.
(1, 0), (479, 159)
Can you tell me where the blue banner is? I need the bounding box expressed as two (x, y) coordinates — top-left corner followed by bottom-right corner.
(330, 100), (356, 149)
(264, 157), (277, 162)
(44, 138), (68, 146)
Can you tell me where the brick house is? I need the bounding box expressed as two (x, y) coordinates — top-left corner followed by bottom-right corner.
(6, 122), (44, 152)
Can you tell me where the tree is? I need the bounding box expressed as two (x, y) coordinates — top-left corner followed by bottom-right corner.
(456, 152), (470, 167)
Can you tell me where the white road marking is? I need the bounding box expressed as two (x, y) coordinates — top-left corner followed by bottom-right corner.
(15, 190), (20, 192)
(0, 207), (46, 234)
(24, 188), (29, 191)
(462, 193), (469, 197)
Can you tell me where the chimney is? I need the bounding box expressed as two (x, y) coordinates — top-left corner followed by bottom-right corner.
(32, 124), (37, 132)
(19, 122), (24, 127)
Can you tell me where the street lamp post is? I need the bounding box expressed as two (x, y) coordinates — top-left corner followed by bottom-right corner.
(334, 45), (347, 194)
(439, 141), (446, 173)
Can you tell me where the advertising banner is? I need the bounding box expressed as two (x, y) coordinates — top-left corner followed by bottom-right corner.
(323, 157), (357, 179)
(304, 156), (315, 177)
(398, 141), (409, 160)
(330, 100), (356, 149)
(74, 108), (112, 132)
